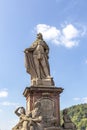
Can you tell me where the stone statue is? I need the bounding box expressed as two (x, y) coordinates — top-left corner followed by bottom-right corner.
(12, 107), (28, 130)
(27, 101), (43, 130)
(24, 33), (54, 86)
(62, 109), (77, 130)
(12, 101), (43, 130)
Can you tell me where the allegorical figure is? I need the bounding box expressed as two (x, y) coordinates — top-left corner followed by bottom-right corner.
(24, 33), (51, 82)
(28, 101), (43, 130)
(12, 107), (28, 130)
(12, 101), (43, 130)
(62, 109), (77, 130)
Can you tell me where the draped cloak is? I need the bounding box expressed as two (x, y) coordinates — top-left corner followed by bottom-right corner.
(24, 40), (50, 79)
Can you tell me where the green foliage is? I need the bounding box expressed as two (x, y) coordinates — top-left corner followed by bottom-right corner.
(61, 103), (87, 130)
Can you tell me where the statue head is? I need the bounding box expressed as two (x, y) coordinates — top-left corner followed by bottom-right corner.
(37, 33), (43, 40)
(20, 107), (26, 114)
(63, 109), (68, 115)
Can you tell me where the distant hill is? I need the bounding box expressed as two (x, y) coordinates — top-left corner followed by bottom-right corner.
(61, 103), (87, 130)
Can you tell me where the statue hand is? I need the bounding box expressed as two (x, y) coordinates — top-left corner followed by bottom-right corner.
(23, 117), (32, 121)
(24, 50), (28, 53)
(25, 51), (28, 53)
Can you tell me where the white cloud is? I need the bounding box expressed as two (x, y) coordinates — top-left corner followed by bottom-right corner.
(80, 25), (87, 37)
(36, 24), (61, 41)
(73, 97), (87, 103)
(62, 24), (79, 39)
(0, 90), (8, 98)
(73, 97), (80, 101)
(0, 101), (19, 106)
(0, 109), (2, 112)
(61, 24), (79, 48)
(35, 23), (85, 48)
(81, 97), (87, 103)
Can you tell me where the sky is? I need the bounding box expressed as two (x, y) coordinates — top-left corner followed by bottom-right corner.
(0, 0), (87, 129)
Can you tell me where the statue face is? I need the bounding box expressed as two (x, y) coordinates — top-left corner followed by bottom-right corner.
(20, 108), (25, 114)
(37, 33), (42, 39)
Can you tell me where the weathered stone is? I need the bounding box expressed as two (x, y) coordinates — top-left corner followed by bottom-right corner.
(62, 109), (77, 130)
(24, 33), (55, 86)
(31, 77), (54, 87)
(23, 86), (63, 127)
(12, 102), (44, 130)
(12, 33), (77, 130)
(44, 126), (63, 130)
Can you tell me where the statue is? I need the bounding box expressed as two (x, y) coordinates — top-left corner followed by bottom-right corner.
(62, 109), (77, 130)
(24, 33), (54, 86)
(12, 101), (43, 130)
(27, 101), (43, 130)
(12, 107), (28, 130)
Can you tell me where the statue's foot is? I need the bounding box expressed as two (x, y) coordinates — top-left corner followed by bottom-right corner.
(46, 75), (52, 79)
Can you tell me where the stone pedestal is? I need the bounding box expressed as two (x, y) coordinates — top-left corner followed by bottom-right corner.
(31, 77), (55, 86)
(23, 86), (63, 127)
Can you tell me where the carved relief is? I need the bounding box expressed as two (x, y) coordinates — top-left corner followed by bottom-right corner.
(38, 97), (57, 127)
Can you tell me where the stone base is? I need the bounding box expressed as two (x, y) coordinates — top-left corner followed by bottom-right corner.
(63, 122), (77, 130)
(63, 129), (76, 130)
(44, 126), (63, 130)
(31, 77), (55, 87)
(44, 126), (77, 130)
(63, 129), (74, 130)
(23, 86), (63, 127)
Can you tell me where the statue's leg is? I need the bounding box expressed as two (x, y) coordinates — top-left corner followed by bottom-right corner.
(41, 57), (50, 77)
(21, 121), (28, 130)
(33, 56), (41, 78)
(12, 122), (21, 130)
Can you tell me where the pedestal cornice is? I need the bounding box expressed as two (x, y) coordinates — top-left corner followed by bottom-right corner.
(23, 86), (64, 97)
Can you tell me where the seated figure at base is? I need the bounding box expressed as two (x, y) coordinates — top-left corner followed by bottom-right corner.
(12, 107), (28, 130)
(12, 101), (43, 130)
(62, 109), (77, 130)
(27, 101), (43, 130)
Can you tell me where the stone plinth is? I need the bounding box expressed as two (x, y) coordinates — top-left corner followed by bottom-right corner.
(31, 77), (55, 86)
(23, 86), (63, 127)
(44, 127), (62, 130)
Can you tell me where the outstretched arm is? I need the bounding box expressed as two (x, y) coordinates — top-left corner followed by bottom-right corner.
(24, 42), (37, 53)
(15, 107), (21, 116)
(32, 116), (42, 123)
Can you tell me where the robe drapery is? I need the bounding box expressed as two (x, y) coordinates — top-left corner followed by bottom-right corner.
(24, 40), (50, 79)
(25, 51), (37, 79)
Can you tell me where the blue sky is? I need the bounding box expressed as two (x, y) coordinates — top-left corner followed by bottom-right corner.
(0, 0), (87, 129)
